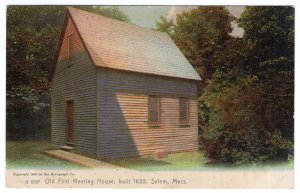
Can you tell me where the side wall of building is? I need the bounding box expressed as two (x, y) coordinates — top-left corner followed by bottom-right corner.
(97, 68), (198, 159)
(51, 15), (97, 156)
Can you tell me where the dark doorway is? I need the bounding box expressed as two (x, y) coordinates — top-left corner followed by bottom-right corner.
(66, 100), (74, 143)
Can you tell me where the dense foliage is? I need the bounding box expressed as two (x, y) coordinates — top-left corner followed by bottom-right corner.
(6, 5), (130, 139)
(157, 7), (235, 82)
(157, 6), (294, 164)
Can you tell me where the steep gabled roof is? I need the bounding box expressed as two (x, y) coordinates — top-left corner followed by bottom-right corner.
(51, 7), (201, 81)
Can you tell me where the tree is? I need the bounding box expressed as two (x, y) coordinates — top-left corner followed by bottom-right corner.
(157, 7), (235, 82)
(156, 16), (174, 34)
(6, 6), (130, 139)
(73, 6), (130, 23)
(7, 6), (64, 138)
(238, 7), (294, 98)
(199, 6), (294, 164)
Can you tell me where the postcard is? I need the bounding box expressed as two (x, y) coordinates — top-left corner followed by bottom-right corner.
(6, 5), (294, 188)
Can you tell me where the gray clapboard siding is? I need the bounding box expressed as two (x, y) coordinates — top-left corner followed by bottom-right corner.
(51, 15), (97, 156)
(51, 50), (97, 156)
(97, 68), (198, 159)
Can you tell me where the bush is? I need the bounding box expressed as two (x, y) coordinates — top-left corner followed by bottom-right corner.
(199, 77), (294, 164)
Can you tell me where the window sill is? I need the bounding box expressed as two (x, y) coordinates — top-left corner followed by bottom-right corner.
(148, 124), (161, 128)
(148, 124), (190, 128)
(179, 124), (190, 127)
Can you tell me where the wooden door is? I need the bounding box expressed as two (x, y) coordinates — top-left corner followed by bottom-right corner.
(66, 100), (74, 143)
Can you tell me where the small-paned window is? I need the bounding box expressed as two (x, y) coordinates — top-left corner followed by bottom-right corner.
(148, 95), (161, 125)
(179, 97), (189, 124)
(67, 35), (74, 62)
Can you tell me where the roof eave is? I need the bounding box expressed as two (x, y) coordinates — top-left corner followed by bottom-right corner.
(95, 65), (201, 82)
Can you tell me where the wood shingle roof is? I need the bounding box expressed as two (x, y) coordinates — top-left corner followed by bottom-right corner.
(55, 7), (202, 81)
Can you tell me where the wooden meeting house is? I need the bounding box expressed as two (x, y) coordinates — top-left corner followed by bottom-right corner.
(50, 7), (202, 159)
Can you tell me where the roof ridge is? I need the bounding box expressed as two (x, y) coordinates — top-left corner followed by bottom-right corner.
(67, 6), (169, 37)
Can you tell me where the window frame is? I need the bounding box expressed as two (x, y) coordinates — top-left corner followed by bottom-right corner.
(67, 34), (74, 63)
(179, 97), (189, 125)
(148, 95), (161, 126)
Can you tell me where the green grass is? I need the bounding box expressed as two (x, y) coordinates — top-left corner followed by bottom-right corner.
(108, 151), (208, 171)
(6, 141), (293, 171)
(107, 152), (293, 172)
(6, 141), (85, 169)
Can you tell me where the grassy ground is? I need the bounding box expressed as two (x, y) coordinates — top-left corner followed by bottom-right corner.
(108, 151), (208, 171)
(108, 152), (294, 172)
(6, 141), (293, 171)
(6, 141), (85, 169)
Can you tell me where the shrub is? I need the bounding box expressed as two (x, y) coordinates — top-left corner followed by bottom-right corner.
(199, 77), (294, 164)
